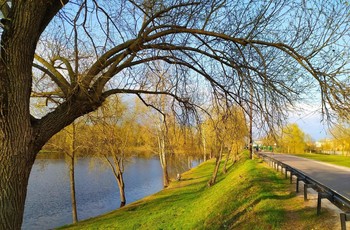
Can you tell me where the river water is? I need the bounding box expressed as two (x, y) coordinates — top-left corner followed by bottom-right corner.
(22, 155), (198, 229)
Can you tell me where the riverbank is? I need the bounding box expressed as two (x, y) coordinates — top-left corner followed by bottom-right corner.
(60, 153), (337, 229)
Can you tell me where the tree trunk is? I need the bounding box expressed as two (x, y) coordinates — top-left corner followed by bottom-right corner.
(234, 145), (239, 163)
(249, 84), (253, 159)
(68, 123), (78, 223)
(208, 143), (223, 187)
(0, 146), (36, 229)
(68, 153), (78, 223)
(188, 156), (192, 169)
(162, 163), (170, 188)
(106, 155), (127, 208)
(159, 152), (170, 188)
(116, 172), (126, 208)
(0, 11), (39, 226)
(201, 129), (207, 161)
(114, 157), (126, 208)
(158, 136), (169, 188)
(222, 145), (232, 174)
(0, 2), (69, 228)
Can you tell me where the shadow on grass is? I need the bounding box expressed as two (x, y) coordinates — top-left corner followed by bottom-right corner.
(222, 193), (293, 228)
(231, 205), (335, 230)
(175, 175), (209, 182)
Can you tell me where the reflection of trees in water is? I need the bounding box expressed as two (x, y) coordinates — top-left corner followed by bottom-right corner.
(34, 159), (50, 172)
(85, 154), (199, 179)
(34, 152), (199, 179)
(33, 158), (66, 173)
(167, 154), (201, 179)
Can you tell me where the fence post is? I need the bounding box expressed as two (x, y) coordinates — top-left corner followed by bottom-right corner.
(285, 167), (288, 179)
(303, 183), (317, 201)
(296, 177), (299, 193)
(317, 192), (332, 215)
(340, 213), (347, 230)
(304, 183), (309, 201)
(317, 192), (322, 215)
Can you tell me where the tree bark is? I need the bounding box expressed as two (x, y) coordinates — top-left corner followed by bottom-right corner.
(249, 84), (253, 159)
(113, 157), (126, 208)
(0, 144), (37, 229)
(105, 154), (127, 208)
(68, 123), (78, 223)
(202, 131), (207, 162)
(161, 162), (170, 188)
(208, 143), (223, 187)
(0, 2), (69, 228)
(222, 145), (232, 174)
(68, 152), (78, 223)
(158, 135), (169, 188)
(116, 173), (126, 208)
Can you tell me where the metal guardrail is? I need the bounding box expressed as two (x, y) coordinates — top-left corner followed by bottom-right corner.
(256, 152), (350, 230)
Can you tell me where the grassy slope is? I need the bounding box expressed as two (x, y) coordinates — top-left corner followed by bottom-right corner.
(293, 153), (350, 168)
(60, 153), (336, 229)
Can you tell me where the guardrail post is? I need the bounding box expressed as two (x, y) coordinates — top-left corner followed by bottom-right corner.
(341, 213), (346, 230)
(304, 183), (310, 201)
(340, 213), (350, 230)
(296, 177), (299, 193)
(285, 168), (288, 179)
(303, 183), (317, 201)
(317, 192), (332, 215)
(317, 192), (322, 215)
(290, 172), (293, 184)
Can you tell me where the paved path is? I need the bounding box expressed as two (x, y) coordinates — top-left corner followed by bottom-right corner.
(263, 153), (350, 199)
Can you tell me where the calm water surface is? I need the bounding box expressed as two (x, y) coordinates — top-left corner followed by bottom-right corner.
(22, 155), (198, 229)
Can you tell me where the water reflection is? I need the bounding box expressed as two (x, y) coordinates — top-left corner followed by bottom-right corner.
(22, 155), (199, 230)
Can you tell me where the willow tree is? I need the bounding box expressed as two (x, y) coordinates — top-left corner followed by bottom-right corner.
(1, 0), (350, 228)
(330, 122), (350, 155)
(278, 123), (307, 154)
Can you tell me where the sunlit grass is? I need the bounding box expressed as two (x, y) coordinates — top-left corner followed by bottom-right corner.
(293, 153), (350, 168)
(59, 152), (335, 229)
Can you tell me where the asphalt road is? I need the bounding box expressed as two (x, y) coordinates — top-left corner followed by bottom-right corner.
(263, 153), (350, 199)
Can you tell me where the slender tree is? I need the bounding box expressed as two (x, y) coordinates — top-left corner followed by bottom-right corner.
(206, 98), (227, 186)
(87, 96), (131, 207)
(42, 122), (80, 223)
(67, 122), (78, 223)
(222, 106), (248, 173)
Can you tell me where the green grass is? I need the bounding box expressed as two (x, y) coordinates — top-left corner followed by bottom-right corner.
(293, 153), (350, 168)
(59, 152), (336, 229)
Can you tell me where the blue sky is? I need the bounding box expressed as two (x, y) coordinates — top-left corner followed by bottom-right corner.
(288, 103), (329, 141)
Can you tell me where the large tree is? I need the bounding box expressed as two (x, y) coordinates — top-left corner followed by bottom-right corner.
(1, 0), (350, 228)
